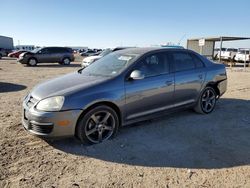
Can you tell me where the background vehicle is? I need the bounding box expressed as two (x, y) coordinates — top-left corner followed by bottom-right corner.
(22, 47), (227, 144)
(216, 48), (238, 61)
(18, 47), (74, 66)
(8, 50), (28, 58)
(214, 48), (225, 59)
(80, 49), (97, 57)
(235, 49), (250, 63)
(0, 36), (14, 59)
(0, 48), (6, 59)
(81, 47), (131, 68)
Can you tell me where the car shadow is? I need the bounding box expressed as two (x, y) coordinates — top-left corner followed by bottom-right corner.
(47, 98), (250, 169)
(0, 82), (27, 93)
(33, 63), (81, 68)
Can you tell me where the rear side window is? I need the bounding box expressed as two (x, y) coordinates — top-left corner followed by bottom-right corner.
(48, 47), (72, 53)
(191, 54), (204, 68)
(172, 52), (195, 72)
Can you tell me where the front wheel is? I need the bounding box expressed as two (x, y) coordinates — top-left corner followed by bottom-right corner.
(28, 58), (37, 66)
(76, 105), (119, 144)
(194, 87), (217, 114)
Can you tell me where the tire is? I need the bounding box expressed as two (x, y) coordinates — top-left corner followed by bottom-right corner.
(62, 57), (71, 65)
(194, 86), (217, 114)
(28, 58), (37, 66)
(76, 105), (119, 144)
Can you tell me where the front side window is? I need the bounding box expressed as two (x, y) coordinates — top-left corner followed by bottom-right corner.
(135, 53), (169, 77)
(172, 52), (195, 72)
(40, 48), (49, 54)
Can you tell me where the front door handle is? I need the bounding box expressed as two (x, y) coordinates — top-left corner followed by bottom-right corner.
(165, 80), (173, 86)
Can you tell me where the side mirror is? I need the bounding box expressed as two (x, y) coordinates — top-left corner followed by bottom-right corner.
(130, 70), (145, 80)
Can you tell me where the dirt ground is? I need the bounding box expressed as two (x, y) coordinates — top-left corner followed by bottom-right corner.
(0, 58), (250, 188)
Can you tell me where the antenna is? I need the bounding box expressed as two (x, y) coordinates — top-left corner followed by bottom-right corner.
(178, 34), (186, 45)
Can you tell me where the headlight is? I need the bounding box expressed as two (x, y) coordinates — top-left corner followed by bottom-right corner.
(36, 96), (64, 111)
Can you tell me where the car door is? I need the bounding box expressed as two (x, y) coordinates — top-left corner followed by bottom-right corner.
(52, 47), (64, 62)
(170, 51), (206, 106)
(36, 48), (50, 63)
(46, 47), (60, 62)
(124, 52), (175, 120)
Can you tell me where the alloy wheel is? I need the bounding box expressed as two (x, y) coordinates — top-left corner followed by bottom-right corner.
(85, 111), (115, 143)
(201, 88), (216, 113)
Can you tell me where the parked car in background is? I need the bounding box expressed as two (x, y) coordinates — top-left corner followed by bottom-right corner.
(22, 47), (227, 144)
(80, 49), (97, 57)
(8, 50), (28, 58)
(81, 47), (130, 68)
(216, 48), (238, 61)
(18, 47), (74, 66)
(0, 48), (8, 59)
(235, 49), (250, 64)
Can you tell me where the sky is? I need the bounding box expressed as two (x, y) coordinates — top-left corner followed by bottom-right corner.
(1, 0), (250, 48)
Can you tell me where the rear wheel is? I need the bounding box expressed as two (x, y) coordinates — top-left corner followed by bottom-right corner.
(76, 105), (119, 144)
(62, 57), (71, 65)
(194, 87), (217, 114)
(28, 58), (37, 66)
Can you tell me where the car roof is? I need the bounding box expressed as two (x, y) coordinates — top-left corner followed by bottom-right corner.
(115, 47), (188, 56)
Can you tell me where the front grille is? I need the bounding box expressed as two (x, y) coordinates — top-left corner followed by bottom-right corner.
(28, 123), (53, 134)
(26, 95), (38, 108)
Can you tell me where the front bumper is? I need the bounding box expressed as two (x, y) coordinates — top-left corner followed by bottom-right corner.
(18, 56), (28, 64)
(22, 99), (82, 138)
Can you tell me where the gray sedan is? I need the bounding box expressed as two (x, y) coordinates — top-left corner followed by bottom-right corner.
(22, 47), (227, 144)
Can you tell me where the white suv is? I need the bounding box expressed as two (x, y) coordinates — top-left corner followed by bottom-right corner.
(235, 49), (250, 63)
(219, 48), (238, 61)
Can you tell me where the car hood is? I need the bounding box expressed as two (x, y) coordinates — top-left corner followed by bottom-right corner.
(83, 55), (102, 63)
(19, 51), (34, 57)
(31, 72), (107, 100)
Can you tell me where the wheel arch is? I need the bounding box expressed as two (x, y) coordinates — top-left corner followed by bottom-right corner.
(61, 56), (71, 63)
(75, 101), (122, 137)
(28, 57), (38, 63)
(205, 81), (220, 97)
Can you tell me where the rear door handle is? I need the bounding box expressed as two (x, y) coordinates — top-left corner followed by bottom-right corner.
(165, 80), (173, 86)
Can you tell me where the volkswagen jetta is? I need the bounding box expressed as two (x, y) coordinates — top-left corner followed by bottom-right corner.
(22, 47), (227, 144)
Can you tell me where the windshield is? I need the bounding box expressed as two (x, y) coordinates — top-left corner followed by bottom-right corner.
(81, 52), (138, 77)
(99, 49), (112, 57)
(32, 48), (41, 53)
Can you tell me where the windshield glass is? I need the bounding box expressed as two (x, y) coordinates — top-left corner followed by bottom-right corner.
(32, 48), (41, 53)
(99, 49), (112, 57)
(81, 52), (138, 77)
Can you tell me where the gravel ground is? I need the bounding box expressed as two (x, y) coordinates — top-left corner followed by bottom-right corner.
(0, 58), (250, 188)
